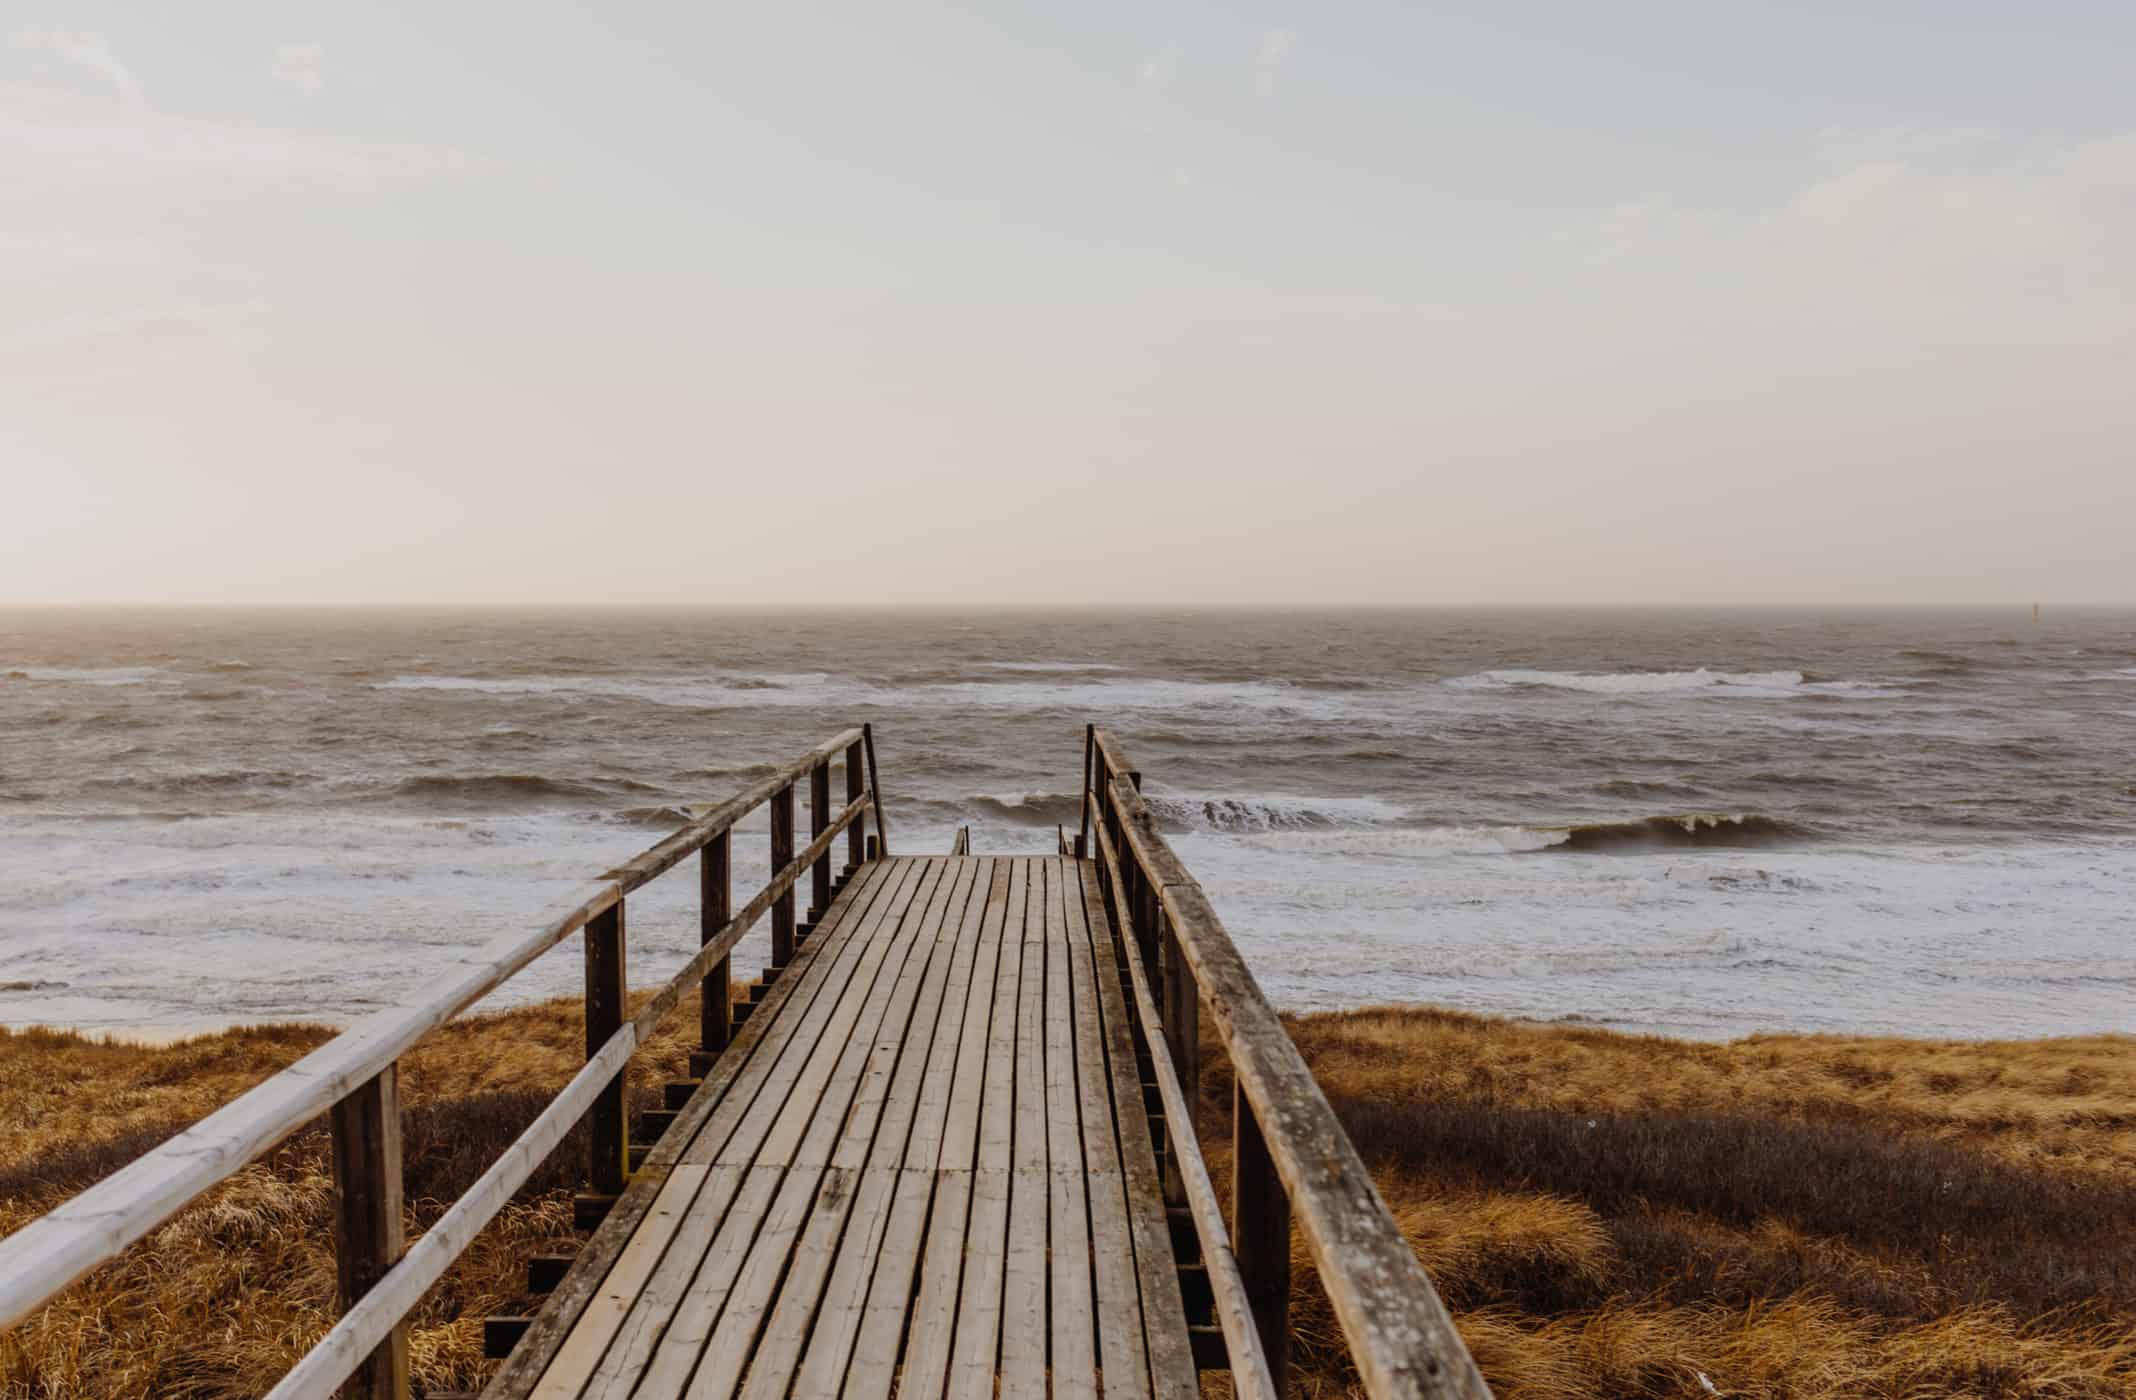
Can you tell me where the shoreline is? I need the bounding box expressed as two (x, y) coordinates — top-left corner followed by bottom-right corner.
(14, 1003), (2135, 1051)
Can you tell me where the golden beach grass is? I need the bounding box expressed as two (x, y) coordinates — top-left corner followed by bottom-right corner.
(3, 1000), (2133, 1398)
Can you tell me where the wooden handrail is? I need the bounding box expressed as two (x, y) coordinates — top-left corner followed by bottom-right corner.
(0, 727), (870, 1343)
(264, 791), (872, 1399)
(1090, 815), (1278, 1400)
(1085, 729), (1490, 1400)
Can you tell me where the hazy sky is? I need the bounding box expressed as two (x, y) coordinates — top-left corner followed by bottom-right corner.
(5, 2), (2132, 605)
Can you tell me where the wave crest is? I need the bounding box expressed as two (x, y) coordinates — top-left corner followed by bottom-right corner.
(374, 774), (662, 809)
(971, 789), (1405, 834)
(1550, 813), (1814, 853)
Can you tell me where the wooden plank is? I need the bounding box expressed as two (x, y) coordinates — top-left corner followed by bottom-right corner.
(1075, 858), (1197, 1400)
(736, 860), (985, 1400)
(999, 862), (1050, 1397)
(709, 862), (968, 1391)
(626, 860), (947, 1398)
(328, 1067), (409, 1400)
(1091, 826), (1276, 1400)
(1045, 859), (1099, 1400)
(893, 860), (1014, 1400)
(648, 860), (898, 1174)
(792, 859), (993, 1398)
(519, 1164), (710, 1398)
(504, 864), (904, 1400)
(731, 860), (946, 1169)
(1092, 733), (1491, 1400)
(1062, 860), (1152, 1400)
(943, 859), (1030, 1400)
(595, 863), (939, 1399)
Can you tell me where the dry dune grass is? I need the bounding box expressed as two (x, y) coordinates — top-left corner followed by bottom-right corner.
(1207, 1008), (2136, 1398)
(4, 1000), (2134, 1398)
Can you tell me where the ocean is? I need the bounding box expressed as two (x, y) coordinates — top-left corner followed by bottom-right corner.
(3, 607), (2131, 1041)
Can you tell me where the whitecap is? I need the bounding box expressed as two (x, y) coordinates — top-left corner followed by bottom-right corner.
(1443, 667), (1899, 699)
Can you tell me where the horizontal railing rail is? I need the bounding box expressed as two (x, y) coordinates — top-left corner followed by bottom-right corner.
(1079, 726), (1490, 1400)
(0, 724), (889, 1400)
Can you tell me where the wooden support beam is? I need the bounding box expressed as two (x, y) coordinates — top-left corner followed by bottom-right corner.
(771, 784), (795, 966)
(583, 903), (627, 1196)
(845, 741), (866, 867)
(863, 722), (888, 855)
(1076, 722), (1094, 858)
(327, 1066), (409, 1400)
(809, 761), (833, 920)
(700, 833), (730, 1057)
(1234, 1082), (1292, 1395)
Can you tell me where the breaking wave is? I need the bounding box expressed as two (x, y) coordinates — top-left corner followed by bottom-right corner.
(371, 774), (664, 809)
(1548, 813), (1815, 853)
(969, 790), (1404, 834)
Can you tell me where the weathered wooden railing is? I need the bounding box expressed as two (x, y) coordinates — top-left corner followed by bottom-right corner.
(1077, 727), (1490, 1400)
(0, 725), (888, 1400)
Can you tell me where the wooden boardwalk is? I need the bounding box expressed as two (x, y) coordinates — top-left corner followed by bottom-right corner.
(490, 855), (1194, 1399)
(0, 726), (1490, 1399)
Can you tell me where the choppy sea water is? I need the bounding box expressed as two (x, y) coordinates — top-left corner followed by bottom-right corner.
(2, 607), (2131, 1040)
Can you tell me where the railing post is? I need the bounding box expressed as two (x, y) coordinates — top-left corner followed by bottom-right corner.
(809, 760), (832, 924)
(1075, 724), (1093, 858)
(585, 901), (628, 1196)
(700, 832), (731, 1056)
(862, 722), (889, 856)
(771, 783), (795, 968)
(1234, 1082), (1292, 1395)
(328, 1067), (409, 1400)
(846, 739), (866, 868)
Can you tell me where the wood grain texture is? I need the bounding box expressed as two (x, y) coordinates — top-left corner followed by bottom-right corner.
(0, 728), (864, 1331)
(327, 1068), (409, 1400)
(1093, 735), (1491, 1400)
(584, 904), (628, 1196)
(1092, 821), (1277, 1399)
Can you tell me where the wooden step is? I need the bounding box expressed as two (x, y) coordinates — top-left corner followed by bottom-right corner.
(527, 1251), (574, 1294)
(484, 1316), (533, 1359)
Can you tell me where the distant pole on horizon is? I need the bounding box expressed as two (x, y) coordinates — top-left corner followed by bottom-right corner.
(2033, 602), (2041, 623)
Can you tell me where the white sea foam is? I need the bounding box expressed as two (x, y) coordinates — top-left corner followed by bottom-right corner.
(374, 672), (1338, 716)
(977, 661), (1124, 673)
(1233, 824), (1568, 855)
(5, 666), (164, 686)
(1146, 792), (1409, 833)
(1444, 667), (1899, 699)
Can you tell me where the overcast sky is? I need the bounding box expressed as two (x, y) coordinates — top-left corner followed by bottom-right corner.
(5, 2), (2131, 605)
